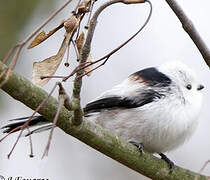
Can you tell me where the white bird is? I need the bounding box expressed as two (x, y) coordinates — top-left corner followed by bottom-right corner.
(2, 61), (204, 172)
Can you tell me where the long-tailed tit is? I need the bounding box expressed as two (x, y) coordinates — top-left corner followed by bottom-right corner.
(2, 61), (204, 172)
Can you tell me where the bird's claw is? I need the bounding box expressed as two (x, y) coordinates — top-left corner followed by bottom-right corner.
(129, 141), (144, 156)
(159, 153), (175, 173)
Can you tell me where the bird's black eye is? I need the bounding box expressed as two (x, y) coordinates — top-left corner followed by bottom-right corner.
(197, 84), (204, 91)
(186, 84), (192, 90)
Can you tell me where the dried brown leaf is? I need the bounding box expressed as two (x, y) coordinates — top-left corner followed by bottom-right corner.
(28, 31), (47, 49)
(32, 33), (72, 86)
(28, 23), (64, 49)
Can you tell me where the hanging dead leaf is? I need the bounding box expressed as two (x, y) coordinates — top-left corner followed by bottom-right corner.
(64, 15), (79, 33)
(76, 32), (85, 54)
(84, 54), (93, 76)
(28, 23), (64, 49)
(32, 33), (72, 86)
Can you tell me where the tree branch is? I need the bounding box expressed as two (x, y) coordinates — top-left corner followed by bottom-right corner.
(165, 0), (210, 68)
(0, 61), (209, 180)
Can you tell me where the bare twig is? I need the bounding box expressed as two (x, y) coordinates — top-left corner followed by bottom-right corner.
(7, 127), (24, 159)
(2, 44), (18, 64)
(195, 160), (210, 180)
(72, 0), (82, 14)
(84, 0), (96, 29)
(0, 0), (73, 88)
(76, 57), (109, 79)
(42, 96), (65, 158)
(27, 127), (34, 157)
(0, 43), (24, 88)
(40, 75), (66, 79)
(77, 0), (152, 79)
(72, 40), (80, 60)
(64, 41), (71, 67)
(6, 82), (59, 158)
(42, 82), (71, 158)
(165, 0), (210, 68)
(0, 125), (22, 143)
(58, 82), (72, 111)
(63, 0), (151, 81)
(21, 0), (73, 46)
(78, 0), (145, 65)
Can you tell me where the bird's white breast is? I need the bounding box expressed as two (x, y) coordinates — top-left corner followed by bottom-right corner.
(86, 93), (201, 153)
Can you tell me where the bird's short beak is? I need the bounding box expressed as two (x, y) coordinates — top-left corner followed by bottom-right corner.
(197, 84), (204, 91)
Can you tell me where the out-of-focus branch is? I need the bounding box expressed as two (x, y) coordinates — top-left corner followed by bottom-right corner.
(0, 60), (209, 180)
(165, 0), (210, 68)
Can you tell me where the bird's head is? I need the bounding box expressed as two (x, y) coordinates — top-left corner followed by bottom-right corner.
(158, 61), (204, 112)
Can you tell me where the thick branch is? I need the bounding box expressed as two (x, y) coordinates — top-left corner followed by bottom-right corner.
(0, 61), (208, 180)
(165, 0), (210, 68)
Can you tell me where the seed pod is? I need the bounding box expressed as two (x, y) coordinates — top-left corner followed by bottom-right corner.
(76, 32), (85, 54)
(64, 15), (79, 33)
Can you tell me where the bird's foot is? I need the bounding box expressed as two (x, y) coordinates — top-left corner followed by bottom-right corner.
(129, 141), (144, 155)
(159, 153), (175, 173)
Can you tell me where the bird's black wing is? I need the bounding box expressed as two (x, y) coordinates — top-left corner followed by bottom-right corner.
(84, 90), (164, 114)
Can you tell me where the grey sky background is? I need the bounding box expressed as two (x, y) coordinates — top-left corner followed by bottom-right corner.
(0, 0), (209, 179)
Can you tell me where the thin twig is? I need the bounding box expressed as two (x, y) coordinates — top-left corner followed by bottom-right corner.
(41, 75), (66, 80)
(27, 127), (34, 157)
(58, 82), (72, 111)
(84, 0), (96, 29)
(2, 44), (18, 64)
(7, 128), (24, 159)
(195, 160), (210, 180)
(42, 84), (66, 158)
(24, 0), (73, 45)
(0, 125), (22, 143)
(73, 0), (82, 14)
(42, 98), (64, 158)
(165, 0), (210, 68)
(72, 40), (80, 60)
(76, 56), (109, 79)
(75, 13), (86, 41)
(79, 0), (152, 79)
(64, 41), (71, 67)
(7, 82), (59, 158)
(0, 43), (24, 88)
(64, 0), (152, 81)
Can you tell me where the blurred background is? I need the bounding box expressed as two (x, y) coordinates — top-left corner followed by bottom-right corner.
(0, 0), (209, 179)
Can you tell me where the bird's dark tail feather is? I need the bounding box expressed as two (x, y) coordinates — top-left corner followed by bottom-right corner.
(1, 115), (50, 135)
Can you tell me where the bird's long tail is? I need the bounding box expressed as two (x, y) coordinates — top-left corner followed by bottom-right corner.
(1, 116), (51, 136)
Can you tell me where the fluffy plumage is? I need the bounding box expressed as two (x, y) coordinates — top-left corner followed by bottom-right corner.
(84, 61), (204, 153)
